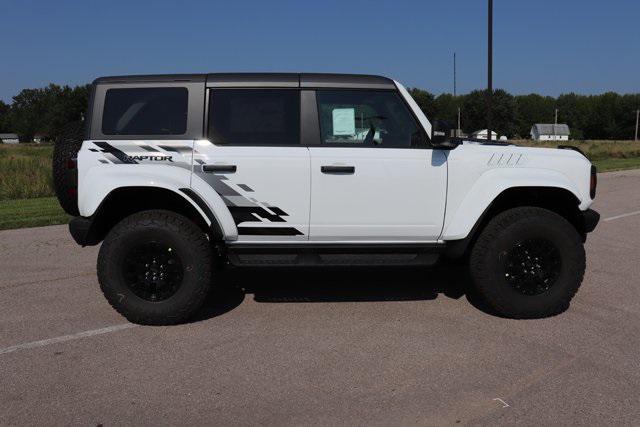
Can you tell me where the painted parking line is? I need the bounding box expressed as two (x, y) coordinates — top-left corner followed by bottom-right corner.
(603, 210), (640, 222)
(0, 323), (137, 356)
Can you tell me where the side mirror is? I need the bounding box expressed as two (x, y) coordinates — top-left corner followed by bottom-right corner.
(430, 119), (458, 149)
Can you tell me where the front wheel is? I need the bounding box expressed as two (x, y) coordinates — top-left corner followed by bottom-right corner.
(469, 207), (586, 318)
(98, 210), (213, 325)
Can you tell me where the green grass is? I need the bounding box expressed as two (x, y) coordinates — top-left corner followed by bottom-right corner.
(0, 197), (70, 230)
(512, 139), (640, 171)
(593, 157), (640, 172)
(0, 144), (55, 201)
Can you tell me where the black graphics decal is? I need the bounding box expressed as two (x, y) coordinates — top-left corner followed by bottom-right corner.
(196, 166), (304, 236)
(90, 142), (190, 169)
(237, 227), (303, 236)
(125, 155), (173, 162)
(92, 141), (138, 164)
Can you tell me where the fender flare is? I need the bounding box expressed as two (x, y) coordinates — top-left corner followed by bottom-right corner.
(78, 165), (238, 241)
(441, 167), (584, 241)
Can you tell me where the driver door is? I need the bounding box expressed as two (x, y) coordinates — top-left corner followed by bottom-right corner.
(308, 89), (447, 241)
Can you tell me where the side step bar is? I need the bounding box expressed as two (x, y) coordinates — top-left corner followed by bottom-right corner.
(224, 242), (445, 267)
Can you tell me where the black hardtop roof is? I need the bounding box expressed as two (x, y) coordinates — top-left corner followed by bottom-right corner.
(93, 73), (396, 89)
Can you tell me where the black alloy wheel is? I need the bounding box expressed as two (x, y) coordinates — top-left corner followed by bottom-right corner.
(122, 241), (185, 302)
(503, 238), (562, 296)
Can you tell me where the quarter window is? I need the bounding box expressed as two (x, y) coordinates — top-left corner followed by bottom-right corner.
(208, 90), (300, 145)
(316, 90), (423, 148)
(102, 87), (188, 135)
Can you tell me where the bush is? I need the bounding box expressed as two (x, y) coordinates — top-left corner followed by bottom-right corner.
(0, 144), (54, 200)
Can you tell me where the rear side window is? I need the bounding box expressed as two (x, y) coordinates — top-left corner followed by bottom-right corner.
(102, 87), (188, 135)
(208, 89), (299, 145)
(316, 90), (423, 148)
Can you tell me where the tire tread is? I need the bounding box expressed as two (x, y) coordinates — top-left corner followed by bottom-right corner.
(97, 210), (212, 325)
(469, 207), (585, 319)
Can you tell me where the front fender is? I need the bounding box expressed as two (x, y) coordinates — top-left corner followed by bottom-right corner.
(441, 167), (584, 240)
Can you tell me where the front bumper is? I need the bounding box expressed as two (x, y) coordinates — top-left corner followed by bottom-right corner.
(581, 209), (600, 234)
(68, 216), (93, 246)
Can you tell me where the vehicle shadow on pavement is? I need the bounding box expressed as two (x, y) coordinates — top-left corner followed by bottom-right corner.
(192, 263), (500, 321)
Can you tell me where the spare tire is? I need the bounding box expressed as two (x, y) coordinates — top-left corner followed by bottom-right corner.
(52, 121), (85, 216)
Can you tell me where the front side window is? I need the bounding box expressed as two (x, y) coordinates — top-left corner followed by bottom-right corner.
(102, 87), (188, 135)
(316, 90), (423, 148)
(208, 89), (300, 145)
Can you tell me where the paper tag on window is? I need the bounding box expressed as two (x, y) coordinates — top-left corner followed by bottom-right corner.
(332, 108), (356, 136)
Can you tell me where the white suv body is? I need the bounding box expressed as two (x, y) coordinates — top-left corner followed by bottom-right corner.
(58, 73), (599, 324)
(75, 74), (594, 244)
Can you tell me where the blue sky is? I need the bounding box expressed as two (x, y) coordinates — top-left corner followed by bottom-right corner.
(1, 0), (638, 101)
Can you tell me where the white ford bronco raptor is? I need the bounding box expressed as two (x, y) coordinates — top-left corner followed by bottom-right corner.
(52, 73), (599, 325)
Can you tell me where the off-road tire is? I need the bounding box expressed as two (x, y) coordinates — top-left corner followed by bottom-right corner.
(98, 210), (213, 325)
(469, 207), (585, 319)
(52, 121), (85, 216)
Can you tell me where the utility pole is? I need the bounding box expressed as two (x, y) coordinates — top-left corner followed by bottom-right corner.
(454, 52), (461, 136)
(635, 109), (639, 141)
(453, 52), (457, 97)
(555, 109), (559, 125)
(554, 108), (559, 139)
(487, 0), (493, 141)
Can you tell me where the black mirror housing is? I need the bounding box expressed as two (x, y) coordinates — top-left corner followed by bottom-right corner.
(431, 119), (459, 149)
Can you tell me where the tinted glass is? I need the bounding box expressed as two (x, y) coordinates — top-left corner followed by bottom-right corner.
(316, 90), (422, 147)
(102, 87), (188, 135)
(208, 89), (299, 145)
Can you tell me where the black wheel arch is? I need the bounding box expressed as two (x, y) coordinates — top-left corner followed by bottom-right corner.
(71, 187), (223, 246)
(445, 186), (588, 260)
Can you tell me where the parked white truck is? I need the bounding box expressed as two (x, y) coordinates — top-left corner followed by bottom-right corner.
(52, 73), (599, 325)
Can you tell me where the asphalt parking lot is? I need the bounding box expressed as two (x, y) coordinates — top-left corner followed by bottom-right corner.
(1, 170), (640, 426)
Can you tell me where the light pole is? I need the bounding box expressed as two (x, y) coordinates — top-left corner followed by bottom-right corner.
(454, 52), (462, 136)
(635, 109), (639, 141)
(487, 0), (493, 141)
(453, 52), (457, 97)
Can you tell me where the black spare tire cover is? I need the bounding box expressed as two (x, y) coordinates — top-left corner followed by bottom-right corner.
(52, 121), (85, 216)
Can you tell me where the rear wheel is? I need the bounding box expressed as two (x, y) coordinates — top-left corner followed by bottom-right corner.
(98, 210), (213, 325)
(469, 207), (585, 318)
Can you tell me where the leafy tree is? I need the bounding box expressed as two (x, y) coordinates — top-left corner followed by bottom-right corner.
(9, 84), (89, 142)
(9, 88), (46, 141)
(0, 100), (10, 132)
(408, 88), (436, 119)
(514, 94), (556, 138)
(461, 89), (518, 138)
(432, 93), (461, 126)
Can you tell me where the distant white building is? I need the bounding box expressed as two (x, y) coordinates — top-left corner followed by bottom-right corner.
(0, 133), (19, 144)
(471, 129), (498, 140)
(531, 124), (570, 141)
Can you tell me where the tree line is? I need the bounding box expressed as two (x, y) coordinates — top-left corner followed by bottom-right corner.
(0, 84), (90, 142)
(409, 88), (640, 140)
(0, 83), (638, 141)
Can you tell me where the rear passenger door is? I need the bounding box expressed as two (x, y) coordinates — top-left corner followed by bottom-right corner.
(193, 88), (310, 241)
(308, 89), (447, 241)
